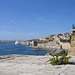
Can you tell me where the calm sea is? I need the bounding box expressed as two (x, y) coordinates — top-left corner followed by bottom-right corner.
(0, 43), (50, 56)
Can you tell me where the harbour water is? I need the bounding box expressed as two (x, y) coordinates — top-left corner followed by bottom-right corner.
(0, 43), (51, 56)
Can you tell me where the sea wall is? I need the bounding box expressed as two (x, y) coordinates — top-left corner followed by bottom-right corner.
(59, 42), (71, 50)
(32, 41), (61, 50)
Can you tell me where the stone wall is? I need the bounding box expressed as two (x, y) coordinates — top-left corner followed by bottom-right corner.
(37, 41), (60, 50)
(59, 42), (71, 50)
(69, 29), (75, 56)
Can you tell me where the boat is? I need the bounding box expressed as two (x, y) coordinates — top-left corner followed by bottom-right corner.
(15, 41), (20, 45)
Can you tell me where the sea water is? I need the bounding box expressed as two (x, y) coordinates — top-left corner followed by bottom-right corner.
(0, 43), (50, 56)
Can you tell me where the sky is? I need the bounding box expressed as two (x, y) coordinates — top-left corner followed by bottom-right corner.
(0, 0), (75, 40)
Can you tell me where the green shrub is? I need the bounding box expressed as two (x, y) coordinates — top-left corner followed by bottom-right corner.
(60, 39), (70, 42)
(58, 50), (68, 56)
(51, 49), (68, 56)
(69, 35), (71, 43)
(50, 50), (71, 65)
(50, 55), (71, 65)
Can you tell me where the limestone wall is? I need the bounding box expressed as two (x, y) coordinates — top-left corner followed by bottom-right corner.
(37, 41), (60, 50)
(59, 42), (71, 50)
(69, 29), (75, 56)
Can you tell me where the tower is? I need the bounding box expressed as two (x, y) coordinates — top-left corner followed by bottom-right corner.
(69, 25), (75, 56)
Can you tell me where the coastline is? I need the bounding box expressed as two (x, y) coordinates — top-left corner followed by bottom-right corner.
(0, 54), (75, 75)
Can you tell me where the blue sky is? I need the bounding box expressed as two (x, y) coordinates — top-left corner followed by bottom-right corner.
(0, 0), (75, 40)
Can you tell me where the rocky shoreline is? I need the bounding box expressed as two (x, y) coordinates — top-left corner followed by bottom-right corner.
(20, 33), (71, 52)
(0, 54), (75, 75)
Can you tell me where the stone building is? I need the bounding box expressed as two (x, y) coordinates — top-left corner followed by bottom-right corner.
(30, 41), (37, 47)
(69, 25), (75, 56)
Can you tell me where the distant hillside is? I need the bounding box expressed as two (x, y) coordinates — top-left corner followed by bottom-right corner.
(0, 40), (15, 44)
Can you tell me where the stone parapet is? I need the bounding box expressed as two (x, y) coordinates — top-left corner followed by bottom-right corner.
(69, 29), (75, 56)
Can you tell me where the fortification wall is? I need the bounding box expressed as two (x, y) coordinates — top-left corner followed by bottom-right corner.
(69, 29), (75, 56)
(59, 42), (71, 50)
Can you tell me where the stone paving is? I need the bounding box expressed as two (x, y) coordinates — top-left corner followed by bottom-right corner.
(0, 55), (75, 75)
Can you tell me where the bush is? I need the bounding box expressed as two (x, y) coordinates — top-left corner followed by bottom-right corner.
(50, 55), (71, 65)
(60, 39), (70, 42)
(69, 35), (71, 43)
(58, 50), (68, 56)
(51, 49), (68, 56)
(50, 50), (71, 65)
